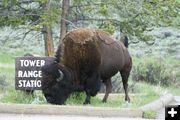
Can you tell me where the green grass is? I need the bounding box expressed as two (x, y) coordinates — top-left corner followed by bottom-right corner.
(0, 88), (45, 104)
(132, 56), (180, 69)
(143, 109), (157, 119)
(0, 49), (38, 64)
(0, 47), (27, 64)
(0, 81), (174, 107)
(1, 89), (34, 104)
(66, 82), (161, 108)
(163, 86), (180, 96)
(0, 52), (15, 64)
(0, 66), (15, 87)
(0, 81), (161, 108)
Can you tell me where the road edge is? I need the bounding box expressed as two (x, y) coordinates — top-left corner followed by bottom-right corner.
(139, 93), (174, 111)
(0, 94), (174, 118)
(0, 103), (142, 118)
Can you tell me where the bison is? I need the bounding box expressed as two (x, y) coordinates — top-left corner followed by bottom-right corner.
(41, 28), (132, 105)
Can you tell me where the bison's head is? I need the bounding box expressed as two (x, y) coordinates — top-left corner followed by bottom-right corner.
(41, 62), (75, 105)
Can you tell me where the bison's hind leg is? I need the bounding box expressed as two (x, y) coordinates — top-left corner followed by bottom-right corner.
(102, 78), (112, 103)
(120, 68), (131, 103)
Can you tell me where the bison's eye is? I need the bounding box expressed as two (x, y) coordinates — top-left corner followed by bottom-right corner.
(57, 70), (64, 82)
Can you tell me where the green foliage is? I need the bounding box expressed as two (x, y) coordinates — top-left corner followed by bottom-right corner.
(132, 57), (176, 86)
(0, 16), (27, 27)
(98, 4), (109, 16)
(1, 0), (179, 43)
(144, 0), (178, 26)
(99, 21), (115, 34)
(114, 0), (179, 41)
(2, 0), (17, 7)
(70, 0), (179, 42)
(0, 0), (60, 28)
(40, 7), (61, 27)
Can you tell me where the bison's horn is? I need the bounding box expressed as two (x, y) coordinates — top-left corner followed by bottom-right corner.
(57, 70), (64, 81)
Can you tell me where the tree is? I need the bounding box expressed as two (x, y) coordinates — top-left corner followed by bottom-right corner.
(60, 0), (70, 42)
(0, 0), (179, 51)
(42, 1), (54, 56)
(0, 0), (60, 56)
(68, 0), (179, 44)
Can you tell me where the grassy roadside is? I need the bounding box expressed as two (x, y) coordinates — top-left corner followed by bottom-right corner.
(0, 52), (22, 64)
(0, 80), (176, 108)
(66, 82), (161, 108)
(0, 54), (179, 108)
(0, 62), (162, 108)
(1, 81), (179, 108)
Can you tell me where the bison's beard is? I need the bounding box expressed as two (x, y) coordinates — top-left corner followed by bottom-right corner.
(43, 80), (85, 105)
(43, 81), (73, 105)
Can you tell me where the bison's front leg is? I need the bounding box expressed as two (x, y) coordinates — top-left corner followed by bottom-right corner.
(83, 72), (101, 104)
(84, 90), (91, 104)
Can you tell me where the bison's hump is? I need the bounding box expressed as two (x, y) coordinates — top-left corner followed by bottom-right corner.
(62, 28), (96, 44)
(62, 28), (115, 45)
(96, 29), (115, 45)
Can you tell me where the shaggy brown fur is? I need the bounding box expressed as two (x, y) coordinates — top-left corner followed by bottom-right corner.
(42, 28), (132, 104)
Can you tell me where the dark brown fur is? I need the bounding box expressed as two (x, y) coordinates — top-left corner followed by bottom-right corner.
(42, 28), (132, 104)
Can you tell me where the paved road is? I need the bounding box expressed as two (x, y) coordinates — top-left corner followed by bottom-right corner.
(0, 114), (149, 120)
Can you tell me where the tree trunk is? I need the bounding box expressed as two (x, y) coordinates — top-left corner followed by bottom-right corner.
(59, 0), (70, 43)
(42, 1), (54, 56)
(43, 26), (54, 56)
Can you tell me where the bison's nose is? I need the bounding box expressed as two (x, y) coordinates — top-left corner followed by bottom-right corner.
(45, 94), (53, 103)
(46, 97), (52, 102)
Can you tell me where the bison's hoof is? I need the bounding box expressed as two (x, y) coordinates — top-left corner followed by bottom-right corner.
(125, 97), (130, 103)
(83, 101), (90, 105)
(125, 101), (130, 104)
(102, 99), (107, 103)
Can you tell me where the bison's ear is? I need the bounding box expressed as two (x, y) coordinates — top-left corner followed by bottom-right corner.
(56, 70), (64, 82)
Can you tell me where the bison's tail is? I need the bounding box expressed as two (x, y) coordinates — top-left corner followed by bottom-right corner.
(123, 36), (128, 48)
(120, 34), (129, 48)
